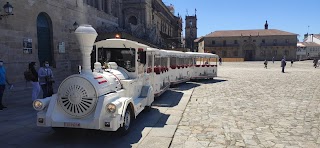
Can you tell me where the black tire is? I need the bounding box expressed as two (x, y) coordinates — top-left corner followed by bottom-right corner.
(117, 105), (133, 136)
(144, 105), (151, 112)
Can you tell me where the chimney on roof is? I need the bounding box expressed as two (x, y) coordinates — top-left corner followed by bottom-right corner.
(264, 20), (268, 29)
(304, 33), (309, 40)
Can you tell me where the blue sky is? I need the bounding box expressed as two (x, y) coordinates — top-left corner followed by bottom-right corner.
(163, 0), (320, 41)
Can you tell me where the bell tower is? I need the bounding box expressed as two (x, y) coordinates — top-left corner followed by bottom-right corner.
(185, 10), (197, 52)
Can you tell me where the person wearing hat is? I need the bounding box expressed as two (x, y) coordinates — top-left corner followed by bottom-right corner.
(0, 60), (12, 110)
(38, 61), (54, 98)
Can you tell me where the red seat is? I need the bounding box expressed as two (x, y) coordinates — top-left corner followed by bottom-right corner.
(154, 67), (161, 74)
(161, 67), (165, 73)
(170, 65), (176, 69)
(195, 65), (201, 67)
(147, 67), (152, 73)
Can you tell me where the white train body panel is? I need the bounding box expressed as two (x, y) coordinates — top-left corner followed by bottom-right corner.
(34, 37), (218, 133)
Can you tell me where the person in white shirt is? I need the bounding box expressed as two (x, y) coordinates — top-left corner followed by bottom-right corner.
(38, 61), (54, 98)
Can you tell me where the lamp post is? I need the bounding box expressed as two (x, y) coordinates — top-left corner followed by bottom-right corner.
(69, 21), (79, 33)
(0, 2), (14, 20)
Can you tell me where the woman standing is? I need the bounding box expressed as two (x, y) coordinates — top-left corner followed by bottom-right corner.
(29, 62), (40, 101)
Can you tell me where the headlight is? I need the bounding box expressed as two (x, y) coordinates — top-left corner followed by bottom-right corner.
(33, 100), (44, 111)
(106, 103), (117, 113)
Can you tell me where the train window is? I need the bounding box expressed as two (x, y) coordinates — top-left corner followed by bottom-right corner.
(155, 57), (161, 67)
(97, 48), (136, 72)
(161, 57), (167, 67)
(147, 55), (152, 68)
(170, 57), (177, 69)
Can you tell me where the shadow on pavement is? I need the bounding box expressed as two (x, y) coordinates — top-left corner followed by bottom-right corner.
(195, 78), (227, 84)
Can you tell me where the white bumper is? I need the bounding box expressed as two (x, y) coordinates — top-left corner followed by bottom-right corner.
(36, 94), (124, 131)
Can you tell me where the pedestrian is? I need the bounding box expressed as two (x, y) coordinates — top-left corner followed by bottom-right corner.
(272, 56), (274, 63)
(313, 59), (318, 68)
(38, 61), (54, 98)
(29, 62), (41, 101)
(291, 60), (294, 67)
(219, 57), (222, 66)
(264, 60), (268, 69)
(0, 60), (12, 110)
(281, 57), (286, 73)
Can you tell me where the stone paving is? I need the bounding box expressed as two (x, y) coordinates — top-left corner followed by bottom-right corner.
(170, 60), (320, 148)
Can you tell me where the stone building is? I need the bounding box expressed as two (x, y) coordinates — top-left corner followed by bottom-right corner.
(297, 33), (320, 60)
(196, 21), (298, 61)
(296, 42), (320, 60)
(0, 0), (182, 82)
(304, 34), (320, 44)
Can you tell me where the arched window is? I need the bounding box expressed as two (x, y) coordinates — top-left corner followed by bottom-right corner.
(128, 16), (137, 25)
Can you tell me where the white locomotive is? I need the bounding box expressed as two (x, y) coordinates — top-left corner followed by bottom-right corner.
(33, 25), (218, 135)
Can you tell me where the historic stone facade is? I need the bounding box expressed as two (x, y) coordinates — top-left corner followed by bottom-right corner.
(185, 15), (197, 52)
(197, 22), (298, 61)
(0, 0), (182, 82)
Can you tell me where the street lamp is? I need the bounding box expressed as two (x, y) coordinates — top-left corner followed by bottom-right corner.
(0, 2), (14, 20)
(69, 21), (79, 33)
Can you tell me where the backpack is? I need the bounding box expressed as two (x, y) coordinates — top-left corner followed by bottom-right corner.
(24, 69), (35, 81)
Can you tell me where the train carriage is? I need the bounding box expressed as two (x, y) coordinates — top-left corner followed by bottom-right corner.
(32, 25), (219, 135)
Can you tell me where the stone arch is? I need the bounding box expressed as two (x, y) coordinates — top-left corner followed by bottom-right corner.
(37, 12), (54, 66)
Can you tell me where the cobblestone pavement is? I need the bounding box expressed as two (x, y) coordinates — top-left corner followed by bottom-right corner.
(171, 61), (320, 148)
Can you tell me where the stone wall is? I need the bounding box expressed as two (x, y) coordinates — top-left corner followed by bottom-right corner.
(0, 0), (118, 82)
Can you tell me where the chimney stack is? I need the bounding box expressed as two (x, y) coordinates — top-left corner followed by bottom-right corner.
(264, 20), (268, 30)
(75, 25), (98, 74)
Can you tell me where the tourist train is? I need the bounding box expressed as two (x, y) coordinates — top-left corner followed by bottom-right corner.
(32, 25), (218, 135)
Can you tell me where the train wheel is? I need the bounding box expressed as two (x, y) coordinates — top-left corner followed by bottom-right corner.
(117, 105), (133, 136)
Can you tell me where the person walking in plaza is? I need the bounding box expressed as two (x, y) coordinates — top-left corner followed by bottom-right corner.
(219, 57), (222, 66)
(291, 60), (294, 67)
(264, 60), (268, 69)
(272, 56), (275, 64)
(0, 60), (12, 110)
(281, 57), (286, 73)
(313, 59), (318, 68)
(38, 61), (54, 98)
(29, 62), (40, 101)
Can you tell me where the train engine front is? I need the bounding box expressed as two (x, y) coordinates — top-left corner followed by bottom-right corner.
(32, 25), (136, 134)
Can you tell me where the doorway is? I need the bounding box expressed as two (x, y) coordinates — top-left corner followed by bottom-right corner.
(244, 50), (255, 61)
(243, 44), (256, 61)
(37, 12), (53, 66)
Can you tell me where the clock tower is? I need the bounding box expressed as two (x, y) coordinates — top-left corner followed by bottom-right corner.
(185, 11), (197, 52)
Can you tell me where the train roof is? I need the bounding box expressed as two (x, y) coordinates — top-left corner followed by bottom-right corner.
(186, 52), (219, 58)
(94, 39), (150, 49)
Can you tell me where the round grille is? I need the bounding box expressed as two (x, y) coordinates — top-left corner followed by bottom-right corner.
(58, 76), (98, 118)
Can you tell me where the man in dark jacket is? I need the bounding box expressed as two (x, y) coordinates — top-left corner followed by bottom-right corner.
(29, 62), (40, 101)
(281, 58), (286, 73)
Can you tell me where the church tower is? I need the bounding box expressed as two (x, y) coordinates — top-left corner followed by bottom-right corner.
(185, 10), (197, 52)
